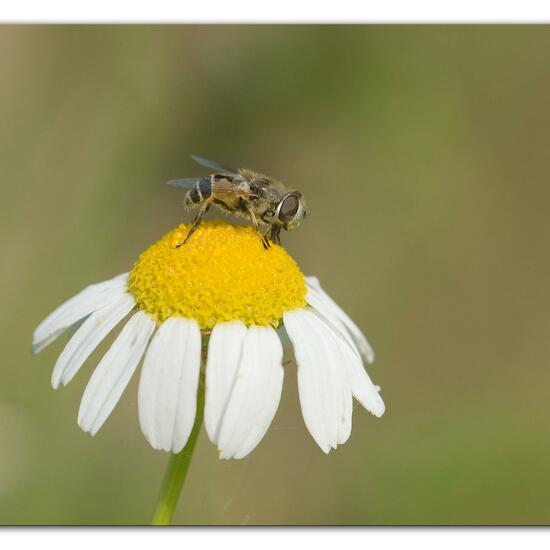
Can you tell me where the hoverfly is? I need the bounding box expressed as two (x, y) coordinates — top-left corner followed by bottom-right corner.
(167, 155), (307, 249)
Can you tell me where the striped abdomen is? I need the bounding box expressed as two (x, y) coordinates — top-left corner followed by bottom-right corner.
(185, 177), (212, 206)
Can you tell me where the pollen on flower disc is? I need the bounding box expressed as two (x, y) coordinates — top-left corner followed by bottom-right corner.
(128, 221), (307, 330)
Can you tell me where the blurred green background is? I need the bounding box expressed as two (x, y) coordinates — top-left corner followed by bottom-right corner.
(2, 25), (550, 525)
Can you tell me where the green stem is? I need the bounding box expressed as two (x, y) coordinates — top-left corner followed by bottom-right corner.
(151, 376), (205, 525)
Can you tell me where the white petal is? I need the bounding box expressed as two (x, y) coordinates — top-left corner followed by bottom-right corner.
(78, 310), (155, 436)
(217, 326), (284, 460)
(305, 276), (375, 364)
(138, 317), (201, 453)
(51, 293), (136, 389)
(204, 321), (247, 446)
(344, 347), (385, 418)
(305, 289), (361, 360)
(283, 308), (354, 452)
(32, 273), (129, 354)
(305, 278), (384, 418)
(336, 362), (353, 445)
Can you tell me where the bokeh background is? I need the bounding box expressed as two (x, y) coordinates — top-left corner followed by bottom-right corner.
(2, 25), (550, 525)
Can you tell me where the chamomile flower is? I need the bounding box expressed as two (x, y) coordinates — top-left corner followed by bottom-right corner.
(32, 221), (384, 459)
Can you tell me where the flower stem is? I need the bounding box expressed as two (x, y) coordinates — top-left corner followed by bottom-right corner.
(151, 376), (205, 525)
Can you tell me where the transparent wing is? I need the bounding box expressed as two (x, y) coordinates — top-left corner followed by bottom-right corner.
(191, 155), (237, 175)
(212, 178), (259, 199)
(166, 178), (200, 190)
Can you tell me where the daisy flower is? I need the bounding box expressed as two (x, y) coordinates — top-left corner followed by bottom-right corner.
(32, 221), (384, 459)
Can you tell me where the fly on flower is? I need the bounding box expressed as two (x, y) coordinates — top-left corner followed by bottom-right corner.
(167, 155), (307, 249)
(32, 221), (384, 459)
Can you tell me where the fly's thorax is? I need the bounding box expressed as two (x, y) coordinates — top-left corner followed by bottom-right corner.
(246, 179), (284, 220)
(234, 179), (252, 194)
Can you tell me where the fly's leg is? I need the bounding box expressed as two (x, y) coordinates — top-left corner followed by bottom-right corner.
(246, 205), (270, 249)
(176, 201), (211, 248)
(268, 225), (281, 246)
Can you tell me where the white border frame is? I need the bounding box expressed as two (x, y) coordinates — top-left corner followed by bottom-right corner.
(2, 1), (550, 23)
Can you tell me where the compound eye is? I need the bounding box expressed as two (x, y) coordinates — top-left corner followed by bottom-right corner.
(277, 194), (300, 222)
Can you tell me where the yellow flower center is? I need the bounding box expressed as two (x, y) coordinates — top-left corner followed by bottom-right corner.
(128, 221), (307, 330)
